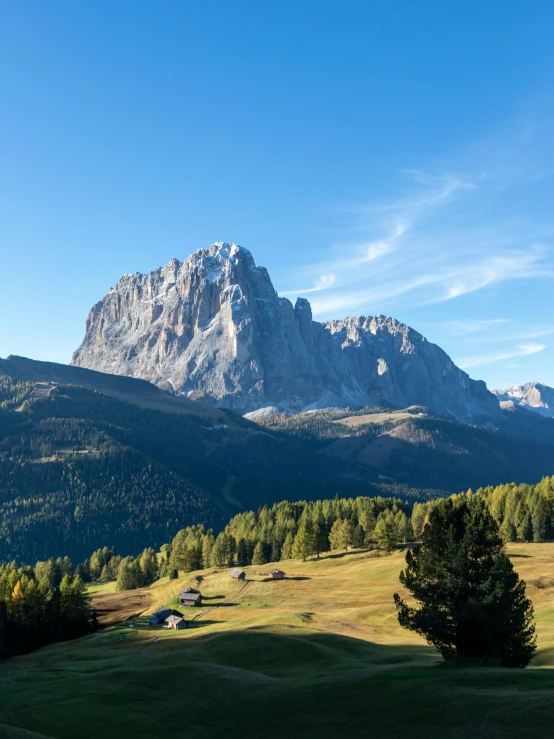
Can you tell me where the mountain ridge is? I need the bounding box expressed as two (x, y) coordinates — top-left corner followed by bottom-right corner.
(72, 242), (500, 424)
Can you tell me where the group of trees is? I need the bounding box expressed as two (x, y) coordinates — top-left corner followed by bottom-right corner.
(0, 556), (95, 661)
(161, 497), (414, 577)
(479, 478), (554, 543)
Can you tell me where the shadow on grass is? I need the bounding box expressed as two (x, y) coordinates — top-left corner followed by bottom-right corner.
(187, 619), (222, 629)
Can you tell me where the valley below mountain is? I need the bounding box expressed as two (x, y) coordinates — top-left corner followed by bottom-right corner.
(2, 355), (554, 563)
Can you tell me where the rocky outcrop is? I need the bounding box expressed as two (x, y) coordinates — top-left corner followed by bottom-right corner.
(72, 242), (500, 422)
(493, 382), (554, 418)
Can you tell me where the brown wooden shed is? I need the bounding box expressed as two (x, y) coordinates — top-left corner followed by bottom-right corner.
(267, 569), (285, 580)
(231, 569), (246, 581)
(179, 589), (202, 607)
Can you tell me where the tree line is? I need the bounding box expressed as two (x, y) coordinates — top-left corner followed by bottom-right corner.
(62, 474), (554, 595)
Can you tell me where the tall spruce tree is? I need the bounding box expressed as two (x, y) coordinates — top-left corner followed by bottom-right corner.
(292, 518), (316, 562)
(394, 497), (536, 667)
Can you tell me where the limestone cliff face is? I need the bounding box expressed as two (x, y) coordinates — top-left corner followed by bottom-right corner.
(72, 242), (499, 422)
(493, 382), (554, 418)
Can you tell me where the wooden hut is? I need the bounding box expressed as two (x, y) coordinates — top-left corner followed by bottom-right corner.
(231, 568), (246, 581)
(165, 614), (187, 630)
(179, 589), (202, 607)
(267, 569), (285, 580)
(149, 605), (173, 625)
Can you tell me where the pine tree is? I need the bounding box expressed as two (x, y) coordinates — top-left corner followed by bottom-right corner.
(374, 511), (399, 552)
(201, 533), (215, 568)
(359, 509), (377, 544)
(139, 548), (159, 586)
(292, 518), (316, 562)
(281, 531), (295, 560)
(312, 510), (328, 559)
(394, 497), (536, 667)
(252, 541), (267, 565)
(518, 512), (533, 543)
(500, 516), (517, 543)
(329, 519), (352, 551)
(532, 499), (550, 542)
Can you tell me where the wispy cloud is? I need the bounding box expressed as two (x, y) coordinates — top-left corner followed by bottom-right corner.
(278, 119), (554, 321)
(458, 343), (546, 369)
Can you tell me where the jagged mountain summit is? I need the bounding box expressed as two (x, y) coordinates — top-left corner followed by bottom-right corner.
(72, 242), (499, 422)
(493, 382), (554, 418)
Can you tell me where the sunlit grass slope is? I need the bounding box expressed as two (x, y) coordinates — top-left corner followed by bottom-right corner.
(2, 543), (554, 739)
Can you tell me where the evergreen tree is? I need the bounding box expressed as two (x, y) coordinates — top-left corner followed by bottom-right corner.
(201, 533), (214, 568)
(374, 511), (399, 552)
(394, 497), (536, 667)
(329, 519), (352, 551)
(500, 516), (517, 543)
(359, 509), (377, 544)
(518, 512), (533, 543)
(252, 541), (267, 565)
(139, 548), (158, 586)
(292, 518), (316, 562)
(281, 531), (295, 560)
(312, 510), (328, 559)
(532, 499), (550, 543)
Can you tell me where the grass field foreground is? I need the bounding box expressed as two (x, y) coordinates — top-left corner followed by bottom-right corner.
(1, 543), (554, 738)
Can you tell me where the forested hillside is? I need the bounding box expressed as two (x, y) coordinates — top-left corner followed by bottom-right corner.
(0, 372), (428, 563)
(2, 357), (554, 565)
(258, 407), (554, 491)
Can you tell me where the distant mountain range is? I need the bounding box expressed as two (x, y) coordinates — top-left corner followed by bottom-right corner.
(72, 242), (500, 424)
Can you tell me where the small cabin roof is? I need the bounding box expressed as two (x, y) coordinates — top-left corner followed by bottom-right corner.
(180, 587), (200, 595)
(268, 569), (285, 575)
(231, 568), (245, 577)
(165, 615), (184, 625)
(180, 591), (201, 601)
(151, 605), (173, 619)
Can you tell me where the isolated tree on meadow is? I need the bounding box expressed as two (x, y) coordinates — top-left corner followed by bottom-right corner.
(394, 497), (536, 667)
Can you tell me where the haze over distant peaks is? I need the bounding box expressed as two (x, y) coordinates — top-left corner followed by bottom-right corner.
(72, 242), (500, 423)
(493, 382), (554, 419)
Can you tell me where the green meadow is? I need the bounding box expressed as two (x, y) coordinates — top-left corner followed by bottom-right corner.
(2, 543), (554, 738)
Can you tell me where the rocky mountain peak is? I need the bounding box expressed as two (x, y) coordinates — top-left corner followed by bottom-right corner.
(493, 382), (554, 418)
(72, 242), (500, 422)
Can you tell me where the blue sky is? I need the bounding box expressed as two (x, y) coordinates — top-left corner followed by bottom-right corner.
(1, 0), (554, 390)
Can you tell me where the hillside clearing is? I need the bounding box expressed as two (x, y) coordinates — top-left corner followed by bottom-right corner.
(334, 410), (416, 427)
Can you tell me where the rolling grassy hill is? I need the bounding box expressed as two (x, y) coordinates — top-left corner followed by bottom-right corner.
(2, 543), (554, 738)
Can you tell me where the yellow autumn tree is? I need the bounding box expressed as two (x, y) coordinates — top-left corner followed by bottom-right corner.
(12, 580), (23, 604)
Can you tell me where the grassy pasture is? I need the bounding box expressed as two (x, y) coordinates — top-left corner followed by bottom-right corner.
(334, 410), (415, 427)
(2, 543), (554, 738)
